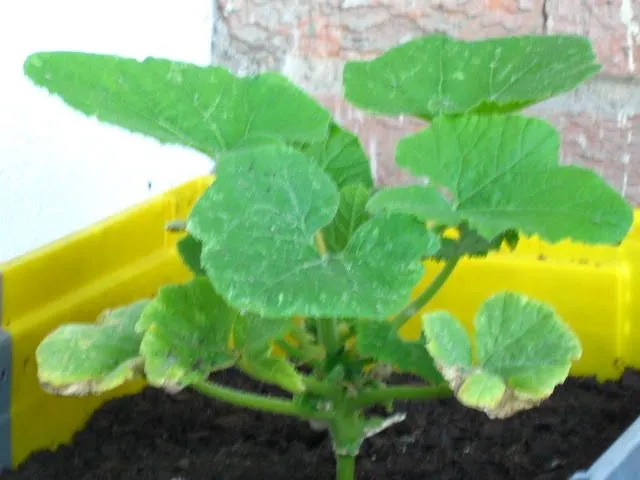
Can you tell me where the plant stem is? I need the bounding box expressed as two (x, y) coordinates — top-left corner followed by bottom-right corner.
(315, 231), (328, 256)
(192, 380), (332, 421)
(318, 317), (340, 357)
(302, 376), (342, 399)
(350, 383), (451, 409)
(276, 339), (323, 370)
(391, 256), (460, 330)
(275, 339), (307, 361)
(336, 454), (356, 480)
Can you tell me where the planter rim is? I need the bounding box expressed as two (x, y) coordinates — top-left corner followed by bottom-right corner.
(570, 415), (640, 480)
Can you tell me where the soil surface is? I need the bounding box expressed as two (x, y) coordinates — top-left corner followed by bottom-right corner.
(3, 368), (640, 480)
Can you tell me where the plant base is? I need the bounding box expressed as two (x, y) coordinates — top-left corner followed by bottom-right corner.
(3, 369), (640, 479)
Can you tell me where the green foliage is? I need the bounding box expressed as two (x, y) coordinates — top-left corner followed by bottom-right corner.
(137, 278), (238, 391)
(298, 123), (374, 190)
(343, 34), (600, 118)
(187, 144), (440, 319)
(423, 292), (582, 419)
(234, 314), (305, 393)
(36, 300), (149, 395)
(368, 115), (633, 245)
(355, 320), (442, 383)
(176, 234), (205, 275)
(321, 184), (371, 253)
(28, 33), (634, 480)
(433, 223), (519, 261)
(24, 52), (332, 157)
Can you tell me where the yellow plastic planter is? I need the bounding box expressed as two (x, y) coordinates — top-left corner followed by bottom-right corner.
(0, 176), (638, 472)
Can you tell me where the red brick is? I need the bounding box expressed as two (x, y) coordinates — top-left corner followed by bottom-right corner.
(216, 0), (638, 77)
(313, 94), (640, 205)
(212, 1), (640, 206)
(545, 0), (640, 77)
(216, 0), (544, 66)
(539, 110), (639, 202)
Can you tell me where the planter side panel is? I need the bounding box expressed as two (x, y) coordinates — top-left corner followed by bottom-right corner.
(623, 216), (640, 368)
(0, 177), (211, 470)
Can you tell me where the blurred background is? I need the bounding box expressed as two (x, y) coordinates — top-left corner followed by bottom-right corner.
(0, 0), (638, 261)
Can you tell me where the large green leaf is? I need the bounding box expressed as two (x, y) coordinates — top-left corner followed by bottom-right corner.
(355, 320), (442, 383)
(188, 144), (440, 319)
(233, 314), (291, 353)
(298, 123), (374, 189)
(368, 115), (633, 245)
(343, 34), (600, 119)
(423, 292), (582, 419)
(322, 184), (371, 253)
(36, 300), (150, 395)
(24, 52), (332, 156)
(137, 278), (237, 392)
(222, 122), (373, 190)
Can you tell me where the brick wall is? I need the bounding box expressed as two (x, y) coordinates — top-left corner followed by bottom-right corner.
(211, 0), (640, 205)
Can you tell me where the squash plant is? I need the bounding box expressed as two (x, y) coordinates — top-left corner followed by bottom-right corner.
(25, 34), (633, 480)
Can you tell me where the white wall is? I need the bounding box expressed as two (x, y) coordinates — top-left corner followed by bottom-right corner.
(0, 0), (214, 262)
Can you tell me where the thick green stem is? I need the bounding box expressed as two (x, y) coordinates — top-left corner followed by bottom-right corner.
(192, 380), (332, 421)
(318, 317), (340, 357)
(391, 256), (460, 330)
(351, 383), (451, 409)
(336, 454), (356, 480)
(329, 406), (362, 480)
(302, 376), (342, 399)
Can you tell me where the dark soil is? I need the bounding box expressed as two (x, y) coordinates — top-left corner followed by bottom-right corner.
(3, 368), (640, 480)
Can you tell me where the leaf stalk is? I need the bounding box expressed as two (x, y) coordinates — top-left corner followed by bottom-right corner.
(192, 379), (332, 421)
(391, 256), (460, 330)
(350, 383), (451, 409)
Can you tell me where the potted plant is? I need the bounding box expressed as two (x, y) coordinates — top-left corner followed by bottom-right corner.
(9, 33), (637, 479)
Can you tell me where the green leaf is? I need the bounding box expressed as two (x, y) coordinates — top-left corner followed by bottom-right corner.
(368, 186), (460, 227)
(474, 292), (582, 397)
(355, 320), (442, 383)
(299, 123), (374, 189)
(233, 314), (291, 352)
(370, 115), (633, 245)
(234, 314), (304, 393)
(176, 234), (205, 276)
(457, 371), (506, 410)
(240, 346), (305, 393)
(36, 300), (150, 395)
(137, 277), (237, 392)
(24, 52), (332, 156)
(224, 122), (373, 190)
(422, 312), (472, 369)
(322, 184), (371, 253)
(343, 34), (600, 118)
(423, 292), (582, 418)
(188, 144), (440, 319)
